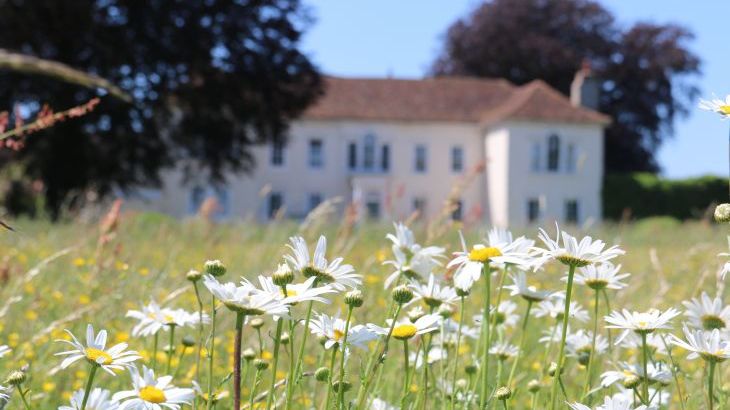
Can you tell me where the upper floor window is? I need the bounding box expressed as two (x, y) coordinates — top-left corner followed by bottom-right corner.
(189, 186), (229, 218)
(308, 193), (322, 212)
(547, 134), (560, 171)
(451, 146), (464, 172)
(530, 142), (541, 172)
(413, 197), (426, 216)
(451, 199), (463, 221)
(348, 142), (357, 170)
(268, 192), (283, 219)
(414, 144), (427, 173)
(527, 198), (540, 223)
(363, 134), (376, 171)
(271, 140), (285, 166)
(565, 199), (579, 223)
(566, 143), (576, 173)
(381, 144), (390, 171)
(308, 139), (323, 168)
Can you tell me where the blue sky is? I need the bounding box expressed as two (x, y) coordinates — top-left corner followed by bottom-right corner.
(300, 0), (730, 178)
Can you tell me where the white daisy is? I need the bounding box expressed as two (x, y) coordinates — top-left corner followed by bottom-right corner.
(202, 275), (290, 317)
(566, 329), (608, 358)
(410, 346), (447, 368)
(56, 324), (140, 375)
(447, 229), (534, 291)
(533, 295), (589, 323)
(571, 263), (630, 291)
(0, 385), (9, 403)
(59, 387), (119, 410)
(604, 308), (680, 344)
(472, 301), (519, 329)
(568, 394), (649, 410)
(112, 366), (194, 410)
(284, 235), (361, 290)
(489, 341), (519, 361)
(699, 94), (730, 119)
(408, 274), (459, 308)
(505, 271), (553, 302)
(369, 397), (398, 410)
(383, 245), (443, 289)
(386, 222), (445, 261)
(251, 275), (335, 305)
(670, 326), (730, 362)
(369, 314), (441, 341)
(534, 224), (624, 269)
(682, 291), (730, 331)
(616, 332), (669, 356)
(308, 312), (377, 351)
(126, 301), (167, 337)
(600, 361), (672, 387)
(0, 345), (10, 358)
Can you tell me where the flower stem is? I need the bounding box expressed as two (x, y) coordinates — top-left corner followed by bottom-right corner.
(80, 364), (98, 410)
(479, 261), (492, 410)
(549, 263), (576, 410)
(206, 296), (217, 410)
(582, 290), (601, 398)
(173, 345), (189, 379)
(323, 346), (338, 410)
(266, 317), (284, 410)
(337, 306), (354, 409)
(449, 296), (466, 410)
(166, 324), (176, 375)
(507, 300), (533, 388)
(234, 312), (246, 410)
(151, 332), (159, 371)
(16, 386), (31, 410)
(641, 333), (650, 405)
(285, 318), (297, 410)
(709, 360), (717, 410)
(249, 368), (262, 410)
(193, 281), (205, 383)
(401, 340), (411, 408)
(294, 300), (315, 385)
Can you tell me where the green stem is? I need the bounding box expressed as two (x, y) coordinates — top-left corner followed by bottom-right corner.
(323, 346), (338, 410)
(166, 324), (176, 375)
(256, 328), (264, 356)
(709, 361), (717, 410)
(507, 300), (533, 388)
(449, 296), (466, 410)
(80, 364), (98, 410)
(641, 333), (650, 405)
(249, 369), (262, 410)
(266, 318), (284, 410)
(294, 300), (315, 384)
(173, 346), (189, 379)
(285, 318), (297, 410)
(151, 332), (159, 371)
(549, 263), (576, 410)
(479, 261), (492, 410)
(193, 281), (205, 384)
(206, 296), (217, 410)
(337, 306), (354, 409)
(16, 386), (31, 410)
(401, 340), (411, 408)
(582, 290), (601, 398)
(660, 334), (686, 410)
(233, 313), (245, 410)
(601, 289), (614, 354)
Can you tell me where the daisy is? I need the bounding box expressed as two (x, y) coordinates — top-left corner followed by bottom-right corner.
(0, 385), (9, 404)
(670, 326), (730, 362)
(410, 346), (447, 368)
(571, 263), (630, 291)
(566, 330), (608, 358)
(191, 381), (229, 405)
(370, 397), (398, 410)
(534, 295), (590, 323)
(617, 333), (669, 356)
(59, 387), (119, 410)
(489, 341), (519, 361)
(604, 308), (680, 344)
(682, 291), (730, 331)
(284, 235), (361, 290)
(126, 301), (167, 337)
(202, 275), (290, 317)
(408, 274), (458, 308)
(600, 362), (672, 387)
(447, 229), (534, 291)
(472, 301), (519, 328)
(383, 245), (443, 289)
(534, 224), (624, 269)
(369, 314), (441, 341)
(113, 366), (194, 409)
(568, 394), (648, 410)
(0, 345), (10, 358)
(251, 275), (335, 305)
(56, 324), (140, 375)
(386, 222), (445, 261)
(308, 312), (377, 351)
(505, 271), (553, 302)
(699, 94), (730, 119)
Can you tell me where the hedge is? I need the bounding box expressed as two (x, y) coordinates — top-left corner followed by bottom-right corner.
(603, 173), (729, 220)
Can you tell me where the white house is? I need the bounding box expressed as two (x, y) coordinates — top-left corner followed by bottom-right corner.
(126, 72), (610, 227)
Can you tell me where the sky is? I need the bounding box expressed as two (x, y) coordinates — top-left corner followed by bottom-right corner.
(300, 0), (730, 179)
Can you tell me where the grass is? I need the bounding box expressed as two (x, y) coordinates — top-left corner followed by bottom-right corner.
(0, 211), (726, 408)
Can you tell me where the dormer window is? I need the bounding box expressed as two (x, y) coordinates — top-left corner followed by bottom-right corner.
(547, 134), (560, 172)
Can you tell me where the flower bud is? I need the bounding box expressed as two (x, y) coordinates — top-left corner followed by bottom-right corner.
(242, 348), (256, 361)
(163, 344), (175, 355)
(318, 335), (329, 346)
(253, 358), (269, 371)
(408, 306), (426, 322)
(495, 386), (511, 400)
(272, 264), (294, 287)
(5, 369), (26, 386)
(204, 260), (226, 277)
(437, 303), (455, 318)
(280, 332), (290, 345)
(622, 374), (641, 389)
(716, 203), (730, 223)
(527, 379), (541, 393)
(344, 290), (364, 308)
(547, 362), (563, 377)
(186, 269), (202, 282)
(315, 367), (330, 382)
(392, 285), (414, 305)
(456, 378), (468, 391)
(332, 380), (352, 393)
(182, 335), (196, 347)
(250, 318), (265, 329)
(455, 287), (470, 297)
(464, 364), (478, 375)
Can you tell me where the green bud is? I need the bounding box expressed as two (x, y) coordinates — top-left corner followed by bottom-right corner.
(315, 367), (330, 382)
(392, 285), (414, 305)
(204, 260), (226, 277)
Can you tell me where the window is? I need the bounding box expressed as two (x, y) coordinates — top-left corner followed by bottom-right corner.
(566, 143), (576, 173)
(268, 192), (283, 219)
(215, 188), (230, 217)
(189, 186), (229, 217)
(413, 197), (426, 216)
(451, 146), (464, 172)
(308, 193), (322, 212)
(565, 199), (579, 223)
(381, 144), (390, 171)
(414, 144), (427, 173)
(189, 186), (206, 214)
(271, 140), (284, 166)
(365, 192), (380, 219)
(348, 142), (357, 170)
(527, 198), (540, 223)
(547, 134), (560, 171)
(530, 143), (541, 172)
(308, 139), (323, 168)
(363, 134), (375, 171)
(451, 199), (463, 221)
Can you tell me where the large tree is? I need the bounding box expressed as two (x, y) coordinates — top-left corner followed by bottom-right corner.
(0, 0), (322, 216)
(432, 0), (700, 173)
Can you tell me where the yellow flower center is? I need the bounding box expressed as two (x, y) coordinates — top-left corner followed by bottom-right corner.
(702, 315), (726, 330)
(85, 348), (113, 365)
(392, 324), (418, 340)
(720, 105), (730, 115)
(468, 246), (502, 262)
(333, 329), (345, 341)
(139, 386), (167, 403)
(282, 289), (298, 298)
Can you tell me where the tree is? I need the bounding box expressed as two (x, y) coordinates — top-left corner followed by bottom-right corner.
(0, 0), (322, 216)
(431, 0), (700, 173)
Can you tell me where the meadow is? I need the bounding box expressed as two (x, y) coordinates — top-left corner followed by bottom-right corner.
(0, 209), (727, 409)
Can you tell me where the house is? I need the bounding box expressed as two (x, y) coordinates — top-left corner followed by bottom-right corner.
(127, 71), (610, 227)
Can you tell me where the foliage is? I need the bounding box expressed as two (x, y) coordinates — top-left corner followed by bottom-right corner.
(431, 0), (701, 173)
(0, 0), (322, 216)
(603, 173), (728, 220)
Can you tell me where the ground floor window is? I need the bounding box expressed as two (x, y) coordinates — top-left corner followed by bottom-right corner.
(527, 198), (540, 223)
(365, 192), (380, 219)
(451, 199), (463, 221)
(413, 197), (426, 216)
(565, 199), (579, 223)
(188, 186), (230, 217)
(308, 193), (322, 212)
(269, 192), (283, 219)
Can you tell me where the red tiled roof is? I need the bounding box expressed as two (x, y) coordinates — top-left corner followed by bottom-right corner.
(303, 76), (610, 126)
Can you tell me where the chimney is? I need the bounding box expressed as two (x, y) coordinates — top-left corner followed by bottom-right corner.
(570, 60), (600, 110)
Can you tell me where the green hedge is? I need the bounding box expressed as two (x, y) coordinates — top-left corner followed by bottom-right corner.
(603, 173), (729, 220)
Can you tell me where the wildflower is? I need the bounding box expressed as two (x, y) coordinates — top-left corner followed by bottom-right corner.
(600, 362), (672, 387)
(505, 271), (553, 302)
(202, 275), (290, 317)
(604, 308), (680, 344)
(566, 330), (608, 365)
(495, 386), (512, 400)
(272, 263), (294, 286)
(408, 273), (458, 308)
(0, 345), (10, 358)
(191, 381), (229, 404)
(383, 224), (444, 288)
(112, 366), (194, 409)
(56, 324), (140, 375)
(370, 397), (398, 410)
(534, 295), (590, 322)
(472, 301), (519, 328)
(369, 314), (441, 341)
(715, 203), (730, 222)
(126, 302), (209, 337)
(670, 326), (730, 362)
(59, 388), (118, 410)
(489, 342), (519, 361)
(571, 263), (630, 290)
(252, 275), (335, 305)
(699, 94), (730, 119)
(185, 269), (202, 282)
(315, 367), (330, 382)
(392, 285), (414, 305)
(4, 369), (26, 386)
(410, 346), (447, 368)
(682, 291), (730, 331)
(617, 333), (668, 356)
(308, 312), (377, 351)
(534, 224), (624, 269)
(284, 236), (361, 290)
(344, 289), (364, 308)
(568, 394), (649, 410)
(204, 259), (227, 277)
